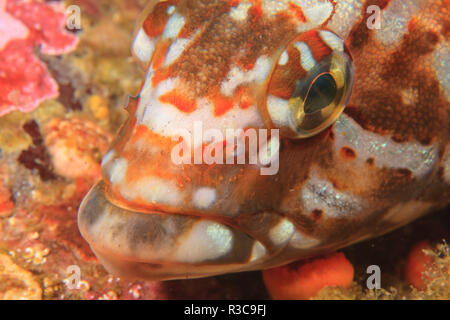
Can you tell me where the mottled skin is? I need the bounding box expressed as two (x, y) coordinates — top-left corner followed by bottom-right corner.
(78, 0), (449, 280)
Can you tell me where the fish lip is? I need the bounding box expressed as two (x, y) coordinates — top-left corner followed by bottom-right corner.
(78, 181), (268, 280)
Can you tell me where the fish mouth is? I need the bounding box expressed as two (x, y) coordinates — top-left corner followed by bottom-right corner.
(78, 181), (268, 281)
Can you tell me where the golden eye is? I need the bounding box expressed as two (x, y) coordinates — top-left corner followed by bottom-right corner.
(266, 30), (354, 139)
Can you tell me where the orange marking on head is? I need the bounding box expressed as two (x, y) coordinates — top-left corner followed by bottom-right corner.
(178, 24), (195, 39)
(211, 94), (235, 117)
(153, 40), (171, 70)
(300, 30), (333, 62)
(152, 69), (171, 87)
(288, 2), (307, 22)
(120, 126), (179, 187)
(159, 91), (197, 113)
(408, 17), (420, 32)
(131, 124), (151, 143)
(248, 0), (263, 20)
(235, 87), (253, 109)
(268, 45), (307, 100)
(228, 0), (241, 8)
(143, 2), (175, 38)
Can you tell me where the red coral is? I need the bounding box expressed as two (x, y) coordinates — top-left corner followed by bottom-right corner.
(0, 0), (78, 116)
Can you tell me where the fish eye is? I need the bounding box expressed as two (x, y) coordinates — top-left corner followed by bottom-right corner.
(266, 30), (354, 138)
(303, 73), (337, 114)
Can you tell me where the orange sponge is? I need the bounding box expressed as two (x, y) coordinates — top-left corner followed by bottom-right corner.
(263, 252), (354, 300)
(405, 241), (435, 290)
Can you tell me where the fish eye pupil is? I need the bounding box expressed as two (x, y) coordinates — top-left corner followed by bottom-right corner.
(304, 73), (337, 114)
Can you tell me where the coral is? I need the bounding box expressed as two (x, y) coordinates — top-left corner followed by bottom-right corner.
(0, 253), (42, 299)
(405, 240), (435, 290)
(43, 118), (112, 181)
(408, 241), (450, 300)
(263, 252), (354, 300)
(0, 0), (78, 116)
(0, 178), (13, 218)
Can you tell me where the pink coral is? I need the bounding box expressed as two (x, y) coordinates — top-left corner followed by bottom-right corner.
(0, 0), (78, 116)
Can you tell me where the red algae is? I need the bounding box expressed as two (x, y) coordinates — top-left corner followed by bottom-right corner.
(0, 0), (78, 116)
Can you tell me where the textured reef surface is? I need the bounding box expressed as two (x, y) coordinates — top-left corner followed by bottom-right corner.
(0, 0), (78, 116)
(0, 0), (448, 300)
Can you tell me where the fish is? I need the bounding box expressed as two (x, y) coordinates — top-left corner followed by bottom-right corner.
(78, 0), (450, 281)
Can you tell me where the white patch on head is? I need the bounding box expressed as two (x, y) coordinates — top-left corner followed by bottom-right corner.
(293, 42), (316, 72)
(230, 1), (252, 21)
(383, 201), (433, 225)
(101, 150), (116, 167)
(278, 50), (289, 65)
(162, 12), (185, 39)
(262, 0), (289, 16)
(164, 38), (191, 67)
(192, 187), (217, 209)
(432, 41), (450, 99)
(138, 79), (264, 149)
(334, 114), (439, 179)
(132, 28), (156, 64)
(108, 158), (128, 185)
(374, 0), (422, 48)
(267, 95), (291, 127)
(327, 0), (364, 38)
(119, 176), (184, 207)
(293, 0), (333, 25)
(301, 168), (365, 218)
(443, 144), (450, 184)
(173, 221), (233, 263)
(290, 231), (320, 249)
(269, 218), (295, 246)
(249, 241), (267, 262)
(319, 30), (344, 52)
(221, 56), (273, 97)
(167, 5), (176, 15)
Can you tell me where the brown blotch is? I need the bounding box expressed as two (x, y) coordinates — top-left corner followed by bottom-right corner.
(340, 146), (357, 160)
(167, 0), (297, 99)
(437, 167), (445, 180)
(312, 209), (323, 221)
(345, 3), (447, 145)
(18, 121), (55, 181)
(393, 168), (413, 179)
(345, 73), (443, 145)
(382, 25), (439, 83)
(346, 0), (390, 50)
(366, 158), (375, 166)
